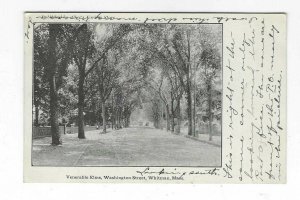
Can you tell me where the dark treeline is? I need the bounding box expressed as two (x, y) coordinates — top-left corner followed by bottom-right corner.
(33, 23), (222, 145)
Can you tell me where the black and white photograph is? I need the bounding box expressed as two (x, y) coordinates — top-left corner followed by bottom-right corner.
(32, 22), (222, 167)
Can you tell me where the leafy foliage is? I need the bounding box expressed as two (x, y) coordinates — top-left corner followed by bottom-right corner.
(33, 22), (222, 141)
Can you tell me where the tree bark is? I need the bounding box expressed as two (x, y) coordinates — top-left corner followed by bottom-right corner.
(115, 109), (118, 129)
(49, 77), (61, 145)
(33, 68), (39, 127)
(128, 110), (131, 127)
(177, 99), (181, 134)
(186, 31), (193, 136)
(119, 108), (123, 129)
(166, 104), (170, 131)
(170, 100), (175, 132)
(48, 24), (61, 145)
(34, 104), (39, 127)
(116, 108), (120, 129)
(171, 114), (175, 132)
(125, 116), (129, 127)
(77, 70), (85, 139)
(186, 78), (193, 136)
(208, 80), (213, 141)
(111, 94), (114, 129)
(75, 24), (89, 139)
(160, 101), (164, 130)
(101, 99), (106, 133)
(124, 109), (131, 128)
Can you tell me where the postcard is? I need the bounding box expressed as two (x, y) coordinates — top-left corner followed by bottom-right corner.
(24, 12), (286, 183)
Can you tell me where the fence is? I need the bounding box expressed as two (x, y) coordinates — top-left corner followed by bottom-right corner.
(65, 126), (97, 134)
(197, 122), (221, 135)
(33, 126), (98, 139)
(33, 126), (65, 139)
(181, 121), (221, 136)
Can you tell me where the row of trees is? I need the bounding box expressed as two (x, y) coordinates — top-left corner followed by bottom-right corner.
(138, 24), (221, 140)
(33, 23), (221, 145)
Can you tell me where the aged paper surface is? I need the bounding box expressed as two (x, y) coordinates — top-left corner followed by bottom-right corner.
(24, 12), (286, 183)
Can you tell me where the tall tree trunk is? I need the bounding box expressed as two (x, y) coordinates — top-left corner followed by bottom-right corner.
(123, 109), (127, 127)
(124, 110), (130, 127)
(193, 70), (197, 137)
(48, 24), (61, 145)
(116, 108), (120, 129)
(208, 80), (213, 141)
(120, 108), (123, 129)
(118, 110), (121, 129)
(127, 115), (130, 127)
(176, 98), (181, 134)
(49, 77), (61, 145)
(75, 24), (89, 139)
(170, 100), (175, 132)
(171, 115), (175, 132)
(186, 31), (193, 136)
(115, 109), (118, 129)
(125, 116), (129, 127)
(34, 68), (39, 127)
(34, 103), (39, 127)
(166, 104), (170, 131)
(111, 116), (114, 129)
(77, 70), (85, 139)
(111, 95), (114, 129)
(160, 100), (164, 130)
(186, 79), (193, 136)
(101, 98), (106, 133)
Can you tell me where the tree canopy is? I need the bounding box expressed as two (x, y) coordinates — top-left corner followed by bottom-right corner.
(33, 23), (222, 144)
